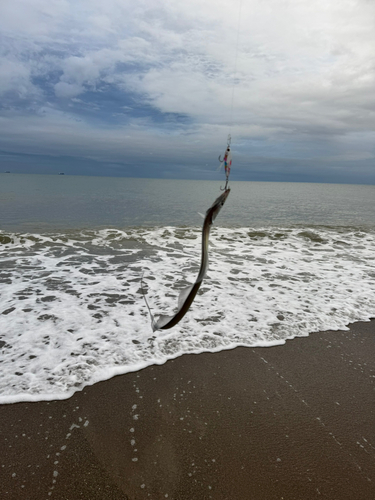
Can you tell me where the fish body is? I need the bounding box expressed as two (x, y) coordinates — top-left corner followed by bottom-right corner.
(152, 188), (230, 331)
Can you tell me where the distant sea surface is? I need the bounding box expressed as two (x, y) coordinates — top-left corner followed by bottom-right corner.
(1, 174), (375, 230)
(1, 174), (375, 403)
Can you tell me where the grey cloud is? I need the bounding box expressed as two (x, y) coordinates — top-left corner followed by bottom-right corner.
(0, 0), (374, 183)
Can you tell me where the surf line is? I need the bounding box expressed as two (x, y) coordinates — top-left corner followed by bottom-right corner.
(142, 140), (232, 331)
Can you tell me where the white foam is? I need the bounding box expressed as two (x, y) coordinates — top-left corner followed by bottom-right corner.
(1, 227), (375, 403)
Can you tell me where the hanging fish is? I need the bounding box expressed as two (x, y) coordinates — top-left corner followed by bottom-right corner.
(142, 138), (232, 331)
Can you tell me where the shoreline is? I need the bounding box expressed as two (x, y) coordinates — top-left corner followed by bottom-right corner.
(1, 319), (375, 499)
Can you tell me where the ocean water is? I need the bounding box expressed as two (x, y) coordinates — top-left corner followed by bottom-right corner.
(1, 174), (375, 404)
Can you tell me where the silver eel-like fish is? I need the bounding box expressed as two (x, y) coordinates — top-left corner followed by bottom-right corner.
(150, 188), (230, 331)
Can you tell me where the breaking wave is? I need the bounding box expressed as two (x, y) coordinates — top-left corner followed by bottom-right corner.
(1, 226), (374, 403)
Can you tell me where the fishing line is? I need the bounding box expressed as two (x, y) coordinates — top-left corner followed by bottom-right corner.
(141, 2), (243, 331)
(229, 0), (243, 133)
(141, 272), (156, 330)
(218, 0), (243, 188)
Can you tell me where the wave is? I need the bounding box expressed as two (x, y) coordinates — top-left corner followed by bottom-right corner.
(1, 226), (375, 403)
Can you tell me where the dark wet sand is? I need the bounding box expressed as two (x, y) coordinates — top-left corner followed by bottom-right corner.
(1, 319), (375, 500)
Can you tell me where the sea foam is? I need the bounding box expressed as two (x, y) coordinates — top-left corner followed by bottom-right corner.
(1, 226), (374, 403)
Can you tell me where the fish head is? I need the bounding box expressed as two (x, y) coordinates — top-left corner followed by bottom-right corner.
(207, 188), (230, 225)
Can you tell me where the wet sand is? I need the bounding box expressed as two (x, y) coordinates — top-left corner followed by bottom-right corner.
(1, 319), (375, 500)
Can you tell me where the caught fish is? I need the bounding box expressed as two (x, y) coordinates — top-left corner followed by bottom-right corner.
(143, 188), (230, 331)
(142, 135), (232, 331)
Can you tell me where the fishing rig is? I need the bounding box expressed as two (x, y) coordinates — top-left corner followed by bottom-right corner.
(142, 135), (232, 331)
(218, 134), (232, 190)
(142, 0), (243, 330)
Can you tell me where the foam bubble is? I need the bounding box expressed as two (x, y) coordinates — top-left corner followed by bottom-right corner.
(1, 227), (375, 403)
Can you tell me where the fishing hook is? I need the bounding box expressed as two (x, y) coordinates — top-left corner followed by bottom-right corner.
(220, 179), (229, 191)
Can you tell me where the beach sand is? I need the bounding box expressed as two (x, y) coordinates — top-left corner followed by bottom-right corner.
(1, 319), (375, 500)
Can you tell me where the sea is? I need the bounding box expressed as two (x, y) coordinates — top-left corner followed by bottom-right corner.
(1, 174), (374, 404)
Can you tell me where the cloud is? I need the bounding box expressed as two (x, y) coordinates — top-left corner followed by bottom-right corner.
(54, 81), (83, 98)
(0, 58), (32, 94)
(0, 0), (375, 182)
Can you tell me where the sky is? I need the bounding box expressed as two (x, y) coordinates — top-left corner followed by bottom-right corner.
(1, 0), (375, 184)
